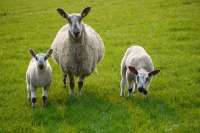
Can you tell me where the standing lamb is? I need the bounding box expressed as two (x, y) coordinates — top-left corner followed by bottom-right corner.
(26, 48), (53, 107)
(120, 46), (160, 98)
(51, 7), (104, 96)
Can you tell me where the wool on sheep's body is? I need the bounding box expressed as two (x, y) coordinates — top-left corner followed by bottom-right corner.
(51, 23), (104, 77)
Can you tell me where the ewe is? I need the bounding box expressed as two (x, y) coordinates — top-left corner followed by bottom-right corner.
(120, 46), (160, 98)
(26, 49), (53, 107)
(51, 7), (104, 96)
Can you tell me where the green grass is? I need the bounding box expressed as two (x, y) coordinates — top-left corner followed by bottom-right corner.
(0, 0), (200, 132)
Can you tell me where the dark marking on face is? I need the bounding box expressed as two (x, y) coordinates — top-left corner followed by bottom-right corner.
(138, 87), (144, 93)
(137, 76), (139, 82)
(39, 65), (44, 69)
(146, 77), (149, 83)
(143, 90), (147, 95)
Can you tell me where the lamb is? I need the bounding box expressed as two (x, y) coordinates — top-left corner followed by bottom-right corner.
(26, 48), (53, 107)
(120, 46), (160, 98)
(51, 7), (104, 96)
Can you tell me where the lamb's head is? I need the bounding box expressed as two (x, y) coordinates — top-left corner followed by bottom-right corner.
(57, 7), (91, 39)
(29, 49), (53, 70)
(128, 66), (160, 97)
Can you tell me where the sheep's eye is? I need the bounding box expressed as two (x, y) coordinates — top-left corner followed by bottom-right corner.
(146, 77), (149, 83)
(137, 76), (139, 82)
(35, 57), (38, 60)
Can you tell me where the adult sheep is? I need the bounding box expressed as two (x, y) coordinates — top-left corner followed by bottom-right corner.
(51, 7), (104, 96)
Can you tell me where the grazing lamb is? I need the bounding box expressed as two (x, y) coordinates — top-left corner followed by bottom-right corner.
(120, 46), (160, 98)
(26, 48), (53, 107)
(51, 7), (104, 96)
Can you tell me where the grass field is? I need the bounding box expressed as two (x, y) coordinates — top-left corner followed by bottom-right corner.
(0, 0), (200, 132)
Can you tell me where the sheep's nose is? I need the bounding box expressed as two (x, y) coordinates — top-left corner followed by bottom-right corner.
(138, 87), (144, 93)
(39, 65), (44, 69)
(73, 31), (80, 38)
(143, 90), (147, 95)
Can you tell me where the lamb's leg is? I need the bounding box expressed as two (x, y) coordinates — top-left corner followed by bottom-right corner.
(127, 79), (133, 98)
(63, 74), (67, 88)
(120, 66), (127, 97)
(133, 83), (138, 94)
(68, 73), (74, 96)
(78, 76), (85, 96)
(30, 85), (37, 108)
(42, 86), (50, 107)
(27, 84), (31, 99)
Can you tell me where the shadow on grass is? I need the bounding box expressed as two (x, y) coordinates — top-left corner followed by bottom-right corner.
(30, 83), (179, 132)
(31, 88), (131, 132)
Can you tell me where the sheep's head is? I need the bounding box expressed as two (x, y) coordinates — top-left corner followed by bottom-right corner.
(128, 66), (160, 97)
(57, 7), (91, 39)
(29, 49), (53, 70)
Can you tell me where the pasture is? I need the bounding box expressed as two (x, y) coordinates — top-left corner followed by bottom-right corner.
(0, 0), (199, 132)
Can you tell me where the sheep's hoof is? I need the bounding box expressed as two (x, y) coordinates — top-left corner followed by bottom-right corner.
(31, 104), (35, 108)
(42, 103), (46, 107)
(69, 91), (74, 97)
(63, 84), (67, 88)
(120, 92), (124, 97)
(127, 93), (132, 98)
(77, 92), (82, 97)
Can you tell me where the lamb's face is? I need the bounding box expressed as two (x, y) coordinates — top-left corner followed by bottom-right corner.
(67, 14), (82, 39)
(128, 66), (160, 98)
(29, 49), (53, 70)
(135, 73), (150, 95)
(35, 54), (47, 70)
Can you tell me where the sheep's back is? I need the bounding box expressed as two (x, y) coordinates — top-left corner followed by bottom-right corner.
(125, 46), (154, 72)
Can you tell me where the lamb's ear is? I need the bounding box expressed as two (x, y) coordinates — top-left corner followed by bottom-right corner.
(45, 49), (53, 59)
(29, 49), (36, 57)
(128, 66), (138, 75)
(81, 7), (91, 18)
(148, 70), (160, 77)
(57, 8), (68, 18)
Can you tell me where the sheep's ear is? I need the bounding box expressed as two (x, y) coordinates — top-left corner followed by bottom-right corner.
(57, 8), (68, 18)
(148, 70), (160, 77)
(29, 49), (36, 57)
(128, 66), (138, 75)
(45, 49), (53, 59)
(81, 7), (91, 18)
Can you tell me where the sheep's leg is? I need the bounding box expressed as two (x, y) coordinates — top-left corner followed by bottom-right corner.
(30, 85), (37, 108)
(63, 74), (67, 88)
(127, 79), (133, 98)
(27, 84), (31, 99)
(78, 76), (85, 96)
(68, 73), (74, 96)
(133, 83), (138, 94)
(120, 67), (127, 97)
(42, 86), (50, 107)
